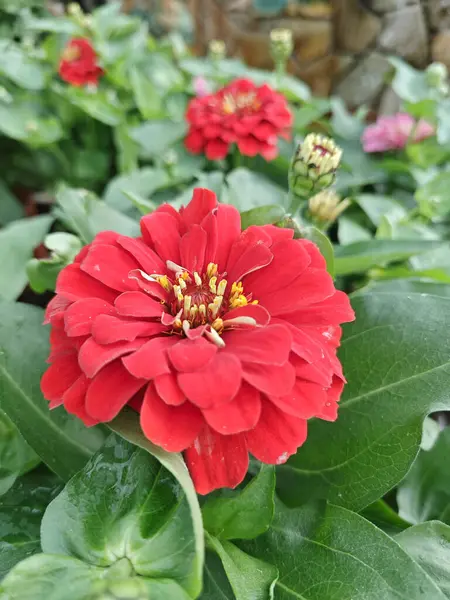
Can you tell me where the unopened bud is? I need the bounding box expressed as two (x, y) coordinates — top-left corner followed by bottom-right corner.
(426, 62), (448, 86)
(208, 39), (226, 62)
(289, 134), (342, 198)
(308, 190), (350, 225)
(67, 2), (82, 16)
(270, 28), (294, 65)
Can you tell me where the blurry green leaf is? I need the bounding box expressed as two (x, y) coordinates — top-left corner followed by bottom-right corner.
(103, 168), (169, 214)
(129, 66), (164, 120)
(42, 435), (201, 596)
(203, 466), (275, 541)
(63, 87), (124, 126)
(114, 124), (139, 174)
(206, 534), (278, 600)
(142, 53), (185, 93)
(130, 120), (187, 159)
(406, 138), (450, 169)
(226, 168), (288, 211)
(396, 522), (450, 598)
(123, 191), (157, 215)
(437, 98), (450, 145)
(334, 239), (444, 276)
(241, 499), (445, 599)
(0, 302), (105, 480)
(0, 412), (38, 497)
(240, 205), (285, 229)
(0, 42), (46, 90)
(390, 57), (430, 103)
(277, 292), (450, 511)
(301, 225), (335, 277)
(397, 427), (450, 525)
(293, 100), (330, 131)
(416, 172), (450, 218)
(0, 215), (52, 301)
(336, 140), (386, 192)
(0, 470), (62, 580)
(355, 193), (407, 226)
(338, 215), (372, 245)
(0, 102), (63, 146)
(0, 181), (23, 225)
(331, 97), (365, 140)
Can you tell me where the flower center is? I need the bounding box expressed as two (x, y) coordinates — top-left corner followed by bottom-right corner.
(62, 45), (81, 62)
(313, 144), (332, 157)
(158, 262), (258, 338)
(221, 92), (261, 115)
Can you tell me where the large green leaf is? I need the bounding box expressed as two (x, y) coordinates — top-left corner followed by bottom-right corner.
(103, 168), (169, 214)
(0, 302), (105, 481)
(277, 291), (450, 511)
(334, 240), (444, 276)
(109, 409), (204, 597)
(225, 168), (288, 211)
(355, 193), (407, 226)
(41, 435), (201, 597)
(0, 42), (47, 90)
(241, 500), (445, 599)
(396, 521), (450, 598)
(130, 120), (187, 160)
(360, 499), (410, 536)
(0, 471), (61, 580)
(206, 534), (277, 600)
(0, 215), (52, 301)
(129, 66), (164, 120)
(415, 172), (450, 218)
(397, 427), (450, 525)
(0, 411), (38, 497)
(202, 465), (275, 541)
(200, 552), (234, 599)
(0, 182), (23, 225)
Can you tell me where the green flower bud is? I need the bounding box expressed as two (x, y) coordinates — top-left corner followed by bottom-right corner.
(270, 28), (294, 65)
(289, 134), (342, 202)
(426, 62), (448, 89)
(208, 39), (226, 62)
(67, 2), (83, 17)
(308, 190), (350, 225)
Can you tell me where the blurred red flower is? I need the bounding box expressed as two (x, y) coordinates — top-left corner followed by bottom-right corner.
(185, 78), (293, 161)
(41, 188), (354, 494)
(59, 38), (103, 87)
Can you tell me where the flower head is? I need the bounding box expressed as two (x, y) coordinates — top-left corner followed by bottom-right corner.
(208, 39), (226, 62)
(41, 188), (354, 495)
(185, 78), (293, 161)
(270, 28), (294, 64)
(59, 38), (103, 87)
(362, 113), (435, 153)
(309, 190), (350, 224)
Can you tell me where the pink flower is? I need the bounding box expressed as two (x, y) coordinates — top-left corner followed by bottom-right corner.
(362, 113), (435, 153)
(193, 76), (211, 98)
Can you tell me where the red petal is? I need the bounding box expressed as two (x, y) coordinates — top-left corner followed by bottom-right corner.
(64, 298), (115, 337)
(122, 337), (177, 379)
(92, 314), (166, 344)
(116, 236), (165, 276)
(291, 353), (332, 387)
(41, 353), (81, 403)
(215, 205), (241, 270)
(85, 361), (146, 421)
(180, 224), (207, 273)
(185, 129), (205, 153)
(79, 338), (144, 379)
(125, 272), (169, 303)
(285, 290), (355, 327)
(205, 139), (229, 160)
(56, 264), (117, 303)
(140, 212), (181, 264)
(154, 373), (186, 406)
(200, 210), (218, 267)
(222, 304), (270, 327)
(115, 291), (165, 318)
(303, 239), (327, 269)
(268, 379), (328, 419)
(242, 361), (295, 396)
(203, 383), (261, 434)
(237, 136), (262, 157)
(177, 353), (242, 408)
(44, 295), (71, 325)
(62, 374), (98, 426)
(168, 337), (217, 372)
(246, 401), (307, 464)
(226, 242), (273, 284)
(181, 188), (218, 229)
(223, 324), (292, 366)
(244, 239), (311, 296)
(80, 244), (139, 291)
(185, 427), (248, 494)
(140, 384), (203, 452)
(259, 268), (335, 316)
(258, 225), (293, 245)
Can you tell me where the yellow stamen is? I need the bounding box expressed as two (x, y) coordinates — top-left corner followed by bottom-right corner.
(194, 272), (202, 286)
(174, 318), (182, 329)
(190, 305), (198, 320)
(211, 318), (224, 333)
(178, 277), (187, 290)
(183, 295), (192, 316)
(207, 263), (218, 278)
(209, 276), (217, 294)
(157, 275), (171, 291)
(199, 304), (206, 320)
(173, 284), (181, 297)
(217, 279), (227, 296)
(252, 300), (259, 305)
(180, 271), (191, 282)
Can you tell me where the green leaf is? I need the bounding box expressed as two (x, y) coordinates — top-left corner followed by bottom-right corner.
(334, 239), (444, 276)
(397, 427), (450, 525)
(300, 226), (335, 277)
(63, 87), (125, 126)
(41, 434), (201, 597)
(277, 292), (450, 511)
(109, 409), (204, 597)
(416, 172), (450, 218)
(0, 411), (38, 497)
(338, 215), (372, 245)
(200, 551), (234, 599)
(129, 66), (164, 120)
(396, 521), (450, 598)
(330, 97), (365, 140)
(389, 57), (430, 103)
(225, 168), (288, 211)
(0, 470), (62, 580)
(0, 101), (63, 147)
(130, 120), (187, 160)
(55, 187), (139, 244)
(0, 42), (46, 90)
(0, 215), (52, 301)
(240, 205), (285, 230)
(113, 124), (139, 174)
(202, 465), (275, 541)
(103, 168), (169, 214)
(0, 182), (24, 225)
(241, 499), (445, 599)
(355, 193), (407, 226)
(360, 499), (410, 536)
(0, 302), (105, 481)
(207, 534), (277, 600)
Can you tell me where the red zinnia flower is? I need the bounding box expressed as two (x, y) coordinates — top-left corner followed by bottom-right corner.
(59, 38), (103, 87)
(185, 78), (293, 161)
(41, 188), (354, 494)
